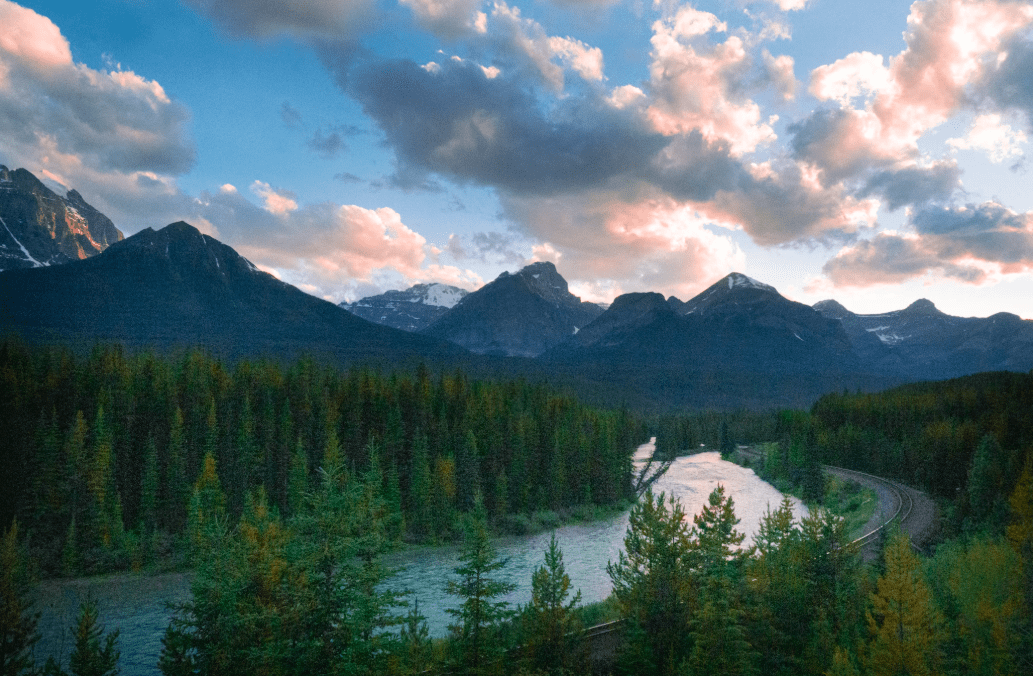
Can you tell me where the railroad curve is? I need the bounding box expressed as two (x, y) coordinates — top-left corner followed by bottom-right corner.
(824, 465), (937, 559)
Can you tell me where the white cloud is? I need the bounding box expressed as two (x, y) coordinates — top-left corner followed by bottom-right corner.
(809, 51), (892, 105)
(489, 2), (606, 91)
(948, 113), (1027, 162)
(250, 181), (298, 215)
(399, 0), (485, 39)
(646, 4), (776, 154)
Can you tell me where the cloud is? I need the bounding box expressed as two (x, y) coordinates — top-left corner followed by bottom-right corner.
(809, 51), (891, 106)
(503, 189), (746, 300)
(280, 101), (303, 128)
(800, 0), (1033, 185)
(645, 4), (777, 155)
(947, 113), (1027, 162)
(983, 33), (1033, 129)
(306, 123), (361, 158)
(250, 181), (298, 215)
(185, 183), (482, 299)
(822, 233), (988, 286)
(444, 231), (528, 265)
(822, 201), (1033, 287)
(399, 0), (484, 39)
(0, 0), (195, 178)
(488, 2), (605, 92)
(183, 0), (377, 40)
(344, 56), (665, 195)
(858, 161), (961, 211)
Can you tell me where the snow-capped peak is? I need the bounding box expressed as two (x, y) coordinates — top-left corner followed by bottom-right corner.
(421, 283), (467, 308)
(726, 272), (776, 293)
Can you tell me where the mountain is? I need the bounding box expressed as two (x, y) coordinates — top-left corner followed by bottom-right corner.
(0, 221), (465, 365)
(550, 272), (859, 372)
(813, 298), (1033, 380)
(340, 283), (468, 332)
(0, 165), (123, 271)
(538, 273), (881, 408)
(423, 261), (604, 357)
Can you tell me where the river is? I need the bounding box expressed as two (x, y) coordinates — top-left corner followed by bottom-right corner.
(34, 441), (805, 673)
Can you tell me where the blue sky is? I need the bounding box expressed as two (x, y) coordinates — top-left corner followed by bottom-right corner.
(2, 0), (1033, 318)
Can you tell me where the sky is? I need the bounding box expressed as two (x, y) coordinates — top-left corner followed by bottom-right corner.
(2, 0), (1033, 318)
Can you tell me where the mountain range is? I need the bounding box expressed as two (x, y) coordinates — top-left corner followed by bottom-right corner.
(3, 165), (1033, 409)
(0, 219), (463, 366)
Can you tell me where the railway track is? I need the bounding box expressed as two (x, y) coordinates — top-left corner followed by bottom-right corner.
(824, 465), (919, 552)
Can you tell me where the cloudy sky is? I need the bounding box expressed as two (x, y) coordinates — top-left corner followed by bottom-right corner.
(3, 0), (1033, 317)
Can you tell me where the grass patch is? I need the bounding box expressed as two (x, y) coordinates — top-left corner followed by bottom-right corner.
(575, 595), (622, 628)
(823, 475), (879, 540)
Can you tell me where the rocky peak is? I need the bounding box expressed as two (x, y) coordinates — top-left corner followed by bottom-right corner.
(813, 299), (853, 319)
(901, 298), (942, 316)
(0, 165), (124, 271)
(679, 271), (782, 315)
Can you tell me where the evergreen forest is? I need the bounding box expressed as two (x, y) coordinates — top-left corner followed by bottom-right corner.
(2, 340), (1032, 675)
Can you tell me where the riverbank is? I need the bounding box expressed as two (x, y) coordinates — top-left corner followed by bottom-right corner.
(726, 443), (878, 540)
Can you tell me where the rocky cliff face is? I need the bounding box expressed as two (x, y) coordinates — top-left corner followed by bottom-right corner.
(0, 166), (123, 271)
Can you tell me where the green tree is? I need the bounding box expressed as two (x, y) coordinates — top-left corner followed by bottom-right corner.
(67, 599), (119, 676)
(445, 494), (515, 675)
(186, 452), (227, 555)
(607, 489), (694, 675)
(522, 533), (583, 675)
(684, 486), (755, 676)
(407, 432), (432, 538)
(967, 434), (1005, 529)
(456, 431), (481, 513)
(287, 437), (308, 517)
(2, 519), (40, 676)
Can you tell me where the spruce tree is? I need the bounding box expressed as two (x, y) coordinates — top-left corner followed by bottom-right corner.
(445, 494), (515, 675)
(1, 520), (40, 676)
(607, 489), (694, 675)
(67, 599), (119, 676)
(523, 533), (583, 674)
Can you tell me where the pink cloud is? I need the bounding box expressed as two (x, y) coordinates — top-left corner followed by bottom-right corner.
(645, 5), (777, 155)
(821, 201), (1033, 288)
(504, 188), (746, 300)
(805, 0), (1033, 179)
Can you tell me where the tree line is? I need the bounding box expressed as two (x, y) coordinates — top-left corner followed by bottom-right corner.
(0, 339), (642, 576)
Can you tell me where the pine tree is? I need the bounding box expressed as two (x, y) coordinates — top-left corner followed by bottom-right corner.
(139, 435), (160, 561)
(287, 437), (308, 517)
(1, 519), (40, 676)
(165, 407), (188, 533)
(400, 596), (432, 675)
(67, 599), (119, 676)
(867, 532), (943, 676)
(523, 533), (583, 674)
(407, 432), (432, 538)
(607, 489), (694, 675)
(456, 431), (481, 513)
(445, 494), (515, 675)
(684, 486), (755, 676)
(187, 452), (227, 555)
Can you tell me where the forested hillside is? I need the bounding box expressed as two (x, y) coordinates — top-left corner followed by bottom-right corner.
(809, 371), (1033, 533)
(0, 339), (641, 575)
